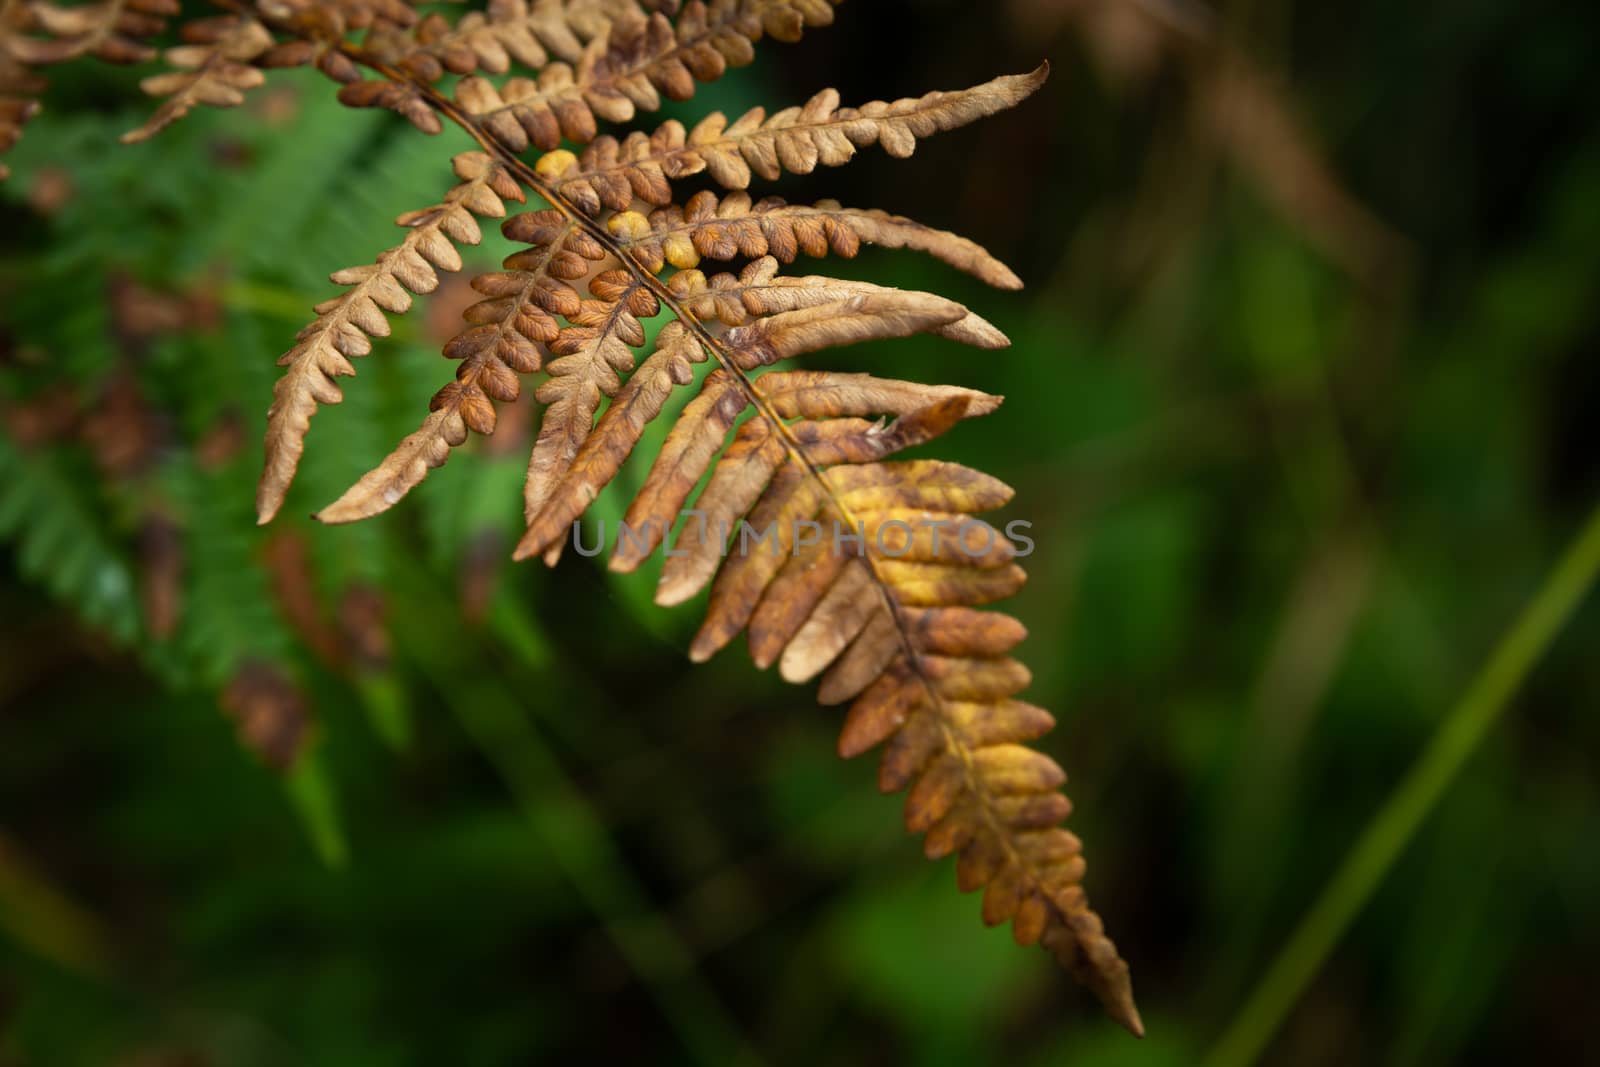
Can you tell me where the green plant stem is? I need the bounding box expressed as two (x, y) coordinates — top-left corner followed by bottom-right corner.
(437, 668), (762, 1067)
(1206, 499), (1600, 1067)
(392, 586), (763, 1067)
(285, 747), (349, 868)
(0, 830), (113, 978)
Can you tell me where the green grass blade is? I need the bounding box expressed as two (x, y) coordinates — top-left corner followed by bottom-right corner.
(355, 672), (412, 750)
(393, 594), (763, 1067)
(285, 748), (350, 869)
(1206, 500), (1600, 1067)
(0, 830), (113, 978)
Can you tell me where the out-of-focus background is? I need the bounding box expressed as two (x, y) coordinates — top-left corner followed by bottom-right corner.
(2, 1), (1598, 1064)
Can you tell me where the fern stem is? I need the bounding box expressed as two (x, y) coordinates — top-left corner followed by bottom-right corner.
(1205, 499), (1600, 1067)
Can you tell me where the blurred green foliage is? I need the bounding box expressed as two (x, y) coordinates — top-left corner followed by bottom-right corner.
(2, 2), (1598, 1065)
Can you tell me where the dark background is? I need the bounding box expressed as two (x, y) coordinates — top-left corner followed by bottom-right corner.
(2, 1), (1598, 1064)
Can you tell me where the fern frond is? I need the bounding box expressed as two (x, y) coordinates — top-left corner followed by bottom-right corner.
(1, 0), (176, 175)
(382, 0), (627, 81)
(605, 191), (1023, 288)
(324, 0), (418, 31)
(254, 0), (420, 83)
(514, 291), (986, 560)
(669, 256), (1010, 348)
(0, 430), (140, 642)
(257, 151), (525, 523)
(521, 268), (659, 528)
(337, 72), (443, 133)
(445, 0), (840, 148)
(310, 205), (598, 522)
(510, 301), (1141, 1030)
(121, 13), (275, 143)
(537, 65), (1049, 211)
(12, 0), (177, 65)
(6, 0), (1139, 1027)
(256, 3), (363, 87)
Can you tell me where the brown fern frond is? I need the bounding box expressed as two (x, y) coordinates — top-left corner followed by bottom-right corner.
(15, 0), (177, 63)
(255, 0), (374, 86)
(336, 71), (443, 132)
(323, 183), (978, 525)
(18, 0), (1141, 1027)
(502, 286), (1141, 1033)
(312, 205), (601, 523)
(600, 190), (1023, 288)
(535, 65), (1048, 211)
(257, 151), (524, 524)
(325, 0), (417, 31)
(0, 0), (177, 174)
(517, 316), (707, 548)
(541, 376), (1137, 1034)
(514, 290), (992, 564)
(379, 0), (635, 81)
(447, 0), (840, 149)
(668, 256), (1010, 348)
(520, 267), (659, 530)
(121, 12), (275, 142)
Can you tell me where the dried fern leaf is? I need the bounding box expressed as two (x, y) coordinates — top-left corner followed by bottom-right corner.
(251, 0), (423, 122)
(506, 287), (1140, 1031)
(337, 75), (444, 134)
(1, 0), (178, 173)
(597, 360), (745, 560)
(325, 0), (419, 31)
(514, 288), (991, 562)
(716, 290), (969, 367)
(609, 190), (1023, 288)
(256, 0), (377, 87)
(514, 316), (707, 550)
(811, 502), (1137, 1030)
(13, 0), (177, 64)
(521, 268), (660, 528)
(314, 206), (605, 524)
(257, 152), (524, 524)
(701, 445), (1142, 1031)
(122, 13), (275, 143)
(163, 8), (1136, 1025)
(754, 368), (1004, 421)
(450, 0), (840, 150)
(539, 64), (1048, 210)
(393, 0), (560, 79)
(383, 0), (639, 81)
(665, 256), (1008, 348)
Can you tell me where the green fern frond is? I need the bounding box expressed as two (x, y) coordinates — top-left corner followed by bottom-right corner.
(0, 431), (140, 642)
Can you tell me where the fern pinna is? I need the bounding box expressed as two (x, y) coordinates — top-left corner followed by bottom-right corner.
(4, 0), (1142, 1033)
